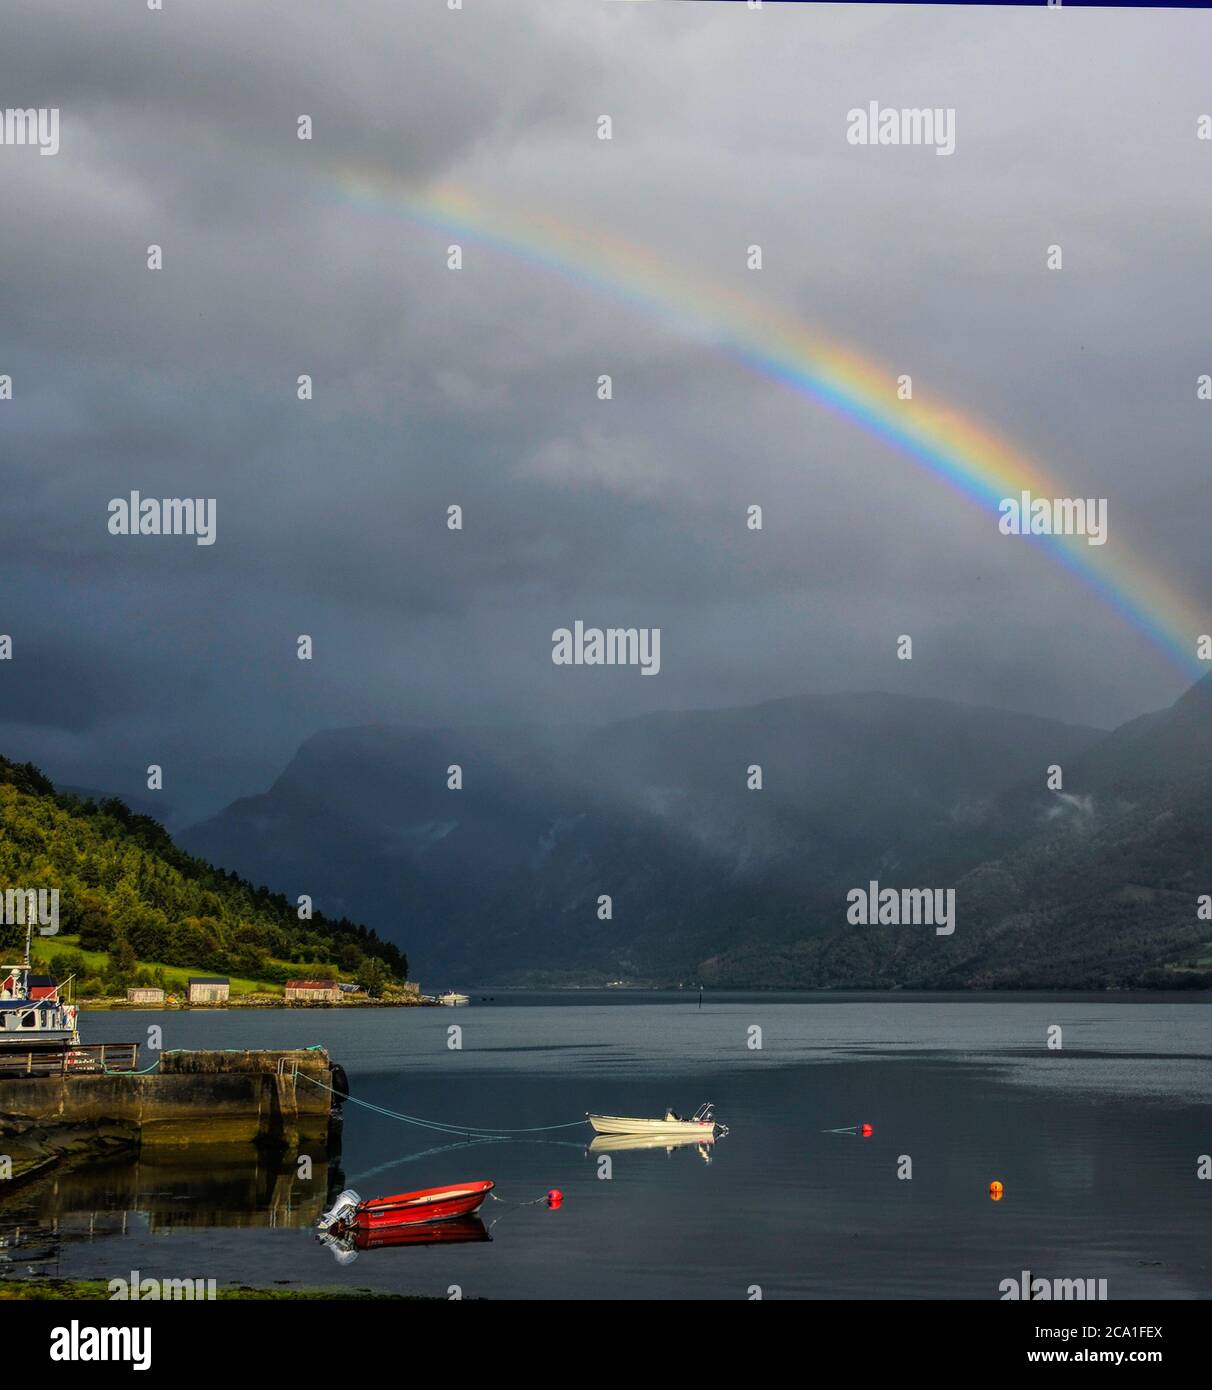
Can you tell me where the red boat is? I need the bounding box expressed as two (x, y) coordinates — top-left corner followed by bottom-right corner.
(317, 1181), (495, 1235)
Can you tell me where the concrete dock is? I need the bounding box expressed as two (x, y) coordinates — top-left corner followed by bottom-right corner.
(0, 1048), (339, 1151)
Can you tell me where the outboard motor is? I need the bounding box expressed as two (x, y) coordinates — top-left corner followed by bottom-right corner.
(316, 1188), (362, 1234)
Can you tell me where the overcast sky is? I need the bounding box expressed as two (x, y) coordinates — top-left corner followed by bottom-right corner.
(1, 1), (1210, 824)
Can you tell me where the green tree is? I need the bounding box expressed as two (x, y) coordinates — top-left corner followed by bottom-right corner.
(360, 957), (389, 998)
(105, 934), (138, 991)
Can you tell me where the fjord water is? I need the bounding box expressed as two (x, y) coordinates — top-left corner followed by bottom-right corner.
(11, 994), (1212, 1301)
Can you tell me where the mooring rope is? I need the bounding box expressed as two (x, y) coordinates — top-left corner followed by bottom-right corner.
(101, 1057), (161, 1075)
(351, 1135), (500, 1182)
(295, 1069), (591, 1137)
(486, 1189), (551, 1208)
(352, 1134), (586, 1184)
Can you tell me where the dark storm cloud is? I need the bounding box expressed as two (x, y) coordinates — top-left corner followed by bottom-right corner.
(1, 1), (1210, 822)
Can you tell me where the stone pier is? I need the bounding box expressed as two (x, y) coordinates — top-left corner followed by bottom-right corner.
(0, 1048), (338, 1151)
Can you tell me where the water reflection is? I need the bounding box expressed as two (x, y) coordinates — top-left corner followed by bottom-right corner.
(0, 1143), (347, 1281)
(51, 1152), (336, 1230)
(317, 1215), (490, 1265)
(587, 1133), (717, 1163)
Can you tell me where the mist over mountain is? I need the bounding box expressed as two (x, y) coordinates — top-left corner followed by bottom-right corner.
(704, 677), (1212, 989)
(178, 686), (1195, 987)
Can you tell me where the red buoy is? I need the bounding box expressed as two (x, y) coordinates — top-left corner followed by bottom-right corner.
(860, 1123), (873, 1138)
(546, 1188), (564, 1209)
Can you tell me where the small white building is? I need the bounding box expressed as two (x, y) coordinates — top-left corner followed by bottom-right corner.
(284, 979), (340, 1005)
(127, 986), (165, 1005)
(187, 977), (229, 1005)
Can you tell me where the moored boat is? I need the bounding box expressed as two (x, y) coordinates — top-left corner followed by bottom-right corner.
(317, 1180), (494, 1235)
(587, 1102), (724, 1137)
(0, 921), (80, 1061)
(0, 922), (141, 1075)
(316, 1214), (490, 1264)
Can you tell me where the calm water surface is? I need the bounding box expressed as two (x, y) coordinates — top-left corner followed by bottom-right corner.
(3, 993), (1209, 1300)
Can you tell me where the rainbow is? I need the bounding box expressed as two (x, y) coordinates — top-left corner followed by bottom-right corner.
(334, 169), (1207, 680)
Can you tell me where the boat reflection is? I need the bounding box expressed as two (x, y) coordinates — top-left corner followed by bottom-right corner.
(587, 1133), (717, 1163)
(317, 1215), (490, 1265)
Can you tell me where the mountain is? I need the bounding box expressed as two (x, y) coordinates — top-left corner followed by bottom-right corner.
(704, 677), (1212, 989)
(0, 757), (407, 988)
(180, 690), (1122, 986)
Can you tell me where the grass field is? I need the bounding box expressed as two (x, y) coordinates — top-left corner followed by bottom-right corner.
(32, 936), (341, 997)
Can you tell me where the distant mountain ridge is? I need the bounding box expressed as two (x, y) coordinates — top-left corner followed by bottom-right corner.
(699, 677), (1212, 988)
(173, 684), (1212, 989)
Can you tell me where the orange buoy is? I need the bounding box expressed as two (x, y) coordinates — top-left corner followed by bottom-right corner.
(989, 1180), (1004, 1201)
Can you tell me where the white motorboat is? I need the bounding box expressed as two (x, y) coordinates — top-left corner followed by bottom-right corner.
(587, 1102), (724, 1138)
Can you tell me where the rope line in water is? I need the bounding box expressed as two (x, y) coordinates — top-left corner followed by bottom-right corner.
(487, 1189), (550, 1209)
(296, 1070), (590, 1136)
(351, 1136), (499, 1183)
(352, 1135), (588, 1185)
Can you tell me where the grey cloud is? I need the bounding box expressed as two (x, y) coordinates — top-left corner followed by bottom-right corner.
(0, 2), (1209, 822)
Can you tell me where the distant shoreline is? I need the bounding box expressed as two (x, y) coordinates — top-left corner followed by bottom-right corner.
(436, 983), (1212, 1001)
(77, 996), (436, 1011)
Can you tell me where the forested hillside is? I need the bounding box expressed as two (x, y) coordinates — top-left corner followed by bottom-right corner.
(0, 756), (406, 995)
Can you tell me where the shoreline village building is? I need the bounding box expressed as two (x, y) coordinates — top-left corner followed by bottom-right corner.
(127, 986), (166, 1005)
(285, 979), (341, 1005)
(187, 977), (230, 1005)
